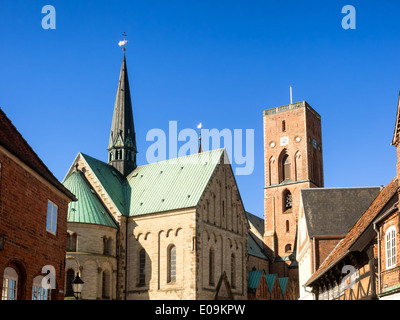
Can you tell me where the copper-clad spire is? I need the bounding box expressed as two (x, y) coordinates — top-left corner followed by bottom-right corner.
(108, 36), (137, 176)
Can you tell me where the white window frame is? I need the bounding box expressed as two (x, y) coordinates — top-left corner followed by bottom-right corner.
(46, 200), (58, 235)
(386, 225), (397, 269)
(2, 267), (18, 300)
(31, 276), (51, 300)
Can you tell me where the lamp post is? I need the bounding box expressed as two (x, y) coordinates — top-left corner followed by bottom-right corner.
(71, 272), (84, 300)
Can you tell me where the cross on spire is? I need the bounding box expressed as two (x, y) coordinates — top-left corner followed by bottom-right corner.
(119, 32), (128, 52)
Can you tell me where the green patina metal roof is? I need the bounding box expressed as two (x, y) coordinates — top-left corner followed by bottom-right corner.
(65, 149), (224, 221)
(249, 271), (288, 296)
(264, 273), (277, 293)
(80, 153), (127, 215)
(278, 277), (289, 295)
(248, 270), (264, 292)
(126, 149), (224, 216)
(63, 170), (118, 228)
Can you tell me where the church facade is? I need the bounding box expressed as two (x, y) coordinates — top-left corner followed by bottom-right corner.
(62, 54), (248, 300)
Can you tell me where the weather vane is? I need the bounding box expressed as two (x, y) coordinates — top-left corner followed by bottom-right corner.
(118, 32), (128, 52)
(197, 123), (203, 153)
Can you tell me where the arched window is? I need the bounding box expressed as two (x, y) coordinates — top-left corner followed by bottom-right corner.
(103, 237), (112, 256)
(102, 271), (110, 299)
(294, 152), (302, 181)
(269, 156), (276, 185)
(107, 238), (112, 255)
(283, 190), (292, 212)
(168, 245), (176, 283)
(386, 225), (397, 269)
(285, 244), (292, 253)
(65, 269), (75, 297)
(2, 267), (18, 300)
(138, 249), (146, 287)
(231, 254), (236, 288)
(286, 220), (290, 233)
(282, 120), (286, 132)
(282, 155), (291, 181)
(67, 233), (77, 252)
(209, 247), (215, 286)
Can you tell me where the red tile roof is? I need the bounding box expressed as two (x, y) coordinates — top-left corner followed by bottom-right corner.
(0, 108), (76, 201)
(305, 177), (398, 286)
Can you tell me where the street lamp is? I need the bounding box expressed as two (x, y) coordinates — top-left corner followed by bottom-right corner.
(71, 272), (84, 300)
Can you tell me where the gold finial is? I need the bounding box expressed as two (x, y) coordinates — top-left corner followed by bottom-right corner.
(118, 32), (128, 52)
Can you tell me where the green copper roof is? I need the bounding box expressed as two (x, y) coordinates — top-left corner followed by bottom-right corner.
(248, 270), (264, 292)
(278, 277), (289, 295)
(126, 149), (224, 216)
(80, 153), (127, 215)
(264, 274), (277, 293)
(63, 170), (118, 228)
(70, 149), (225, 218)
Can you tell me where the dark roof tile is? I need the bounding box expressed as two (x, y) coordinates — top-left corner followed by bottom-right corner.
(301, 187), (381, 237)
(306, 177), (398, 286)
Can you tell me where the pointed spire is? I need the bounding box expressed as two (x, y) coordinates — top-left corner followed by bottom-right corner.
(108, 44), (137, 176)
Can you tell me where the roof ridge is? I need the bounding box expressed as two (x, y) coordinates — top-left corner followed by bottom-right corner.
(301, 186), (382, 191)
(126, 148), (225, 177)
(0, 108), (76, 200)
(146, 148), (225, 165)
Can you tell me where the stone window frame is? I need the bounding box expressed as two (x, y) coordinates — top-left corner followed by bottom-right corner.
(167, 244), (176, 284)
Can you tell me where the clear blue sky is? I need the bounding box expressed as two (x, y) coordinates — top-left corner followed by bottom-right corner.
(1, 1), (399, 218)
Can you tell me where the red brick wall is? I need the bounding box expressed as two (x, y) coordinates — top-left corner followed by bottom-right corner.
(315, 238), (342, 270)
(264, 181), (316, 258)
(0, 150), (69, 300)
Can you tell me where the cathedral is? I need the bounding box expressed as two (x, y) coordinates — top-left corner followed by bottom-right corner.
(62, 45), (376, 301)
(62, 52), (249, 300)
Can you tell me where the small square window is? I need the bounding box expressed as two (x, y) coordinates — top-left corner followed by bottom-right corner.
(46, 200), (58, 235)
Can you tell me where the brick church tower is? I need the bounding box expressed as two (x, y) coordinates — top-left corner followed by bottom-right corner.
(263, 101), (324, 281)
